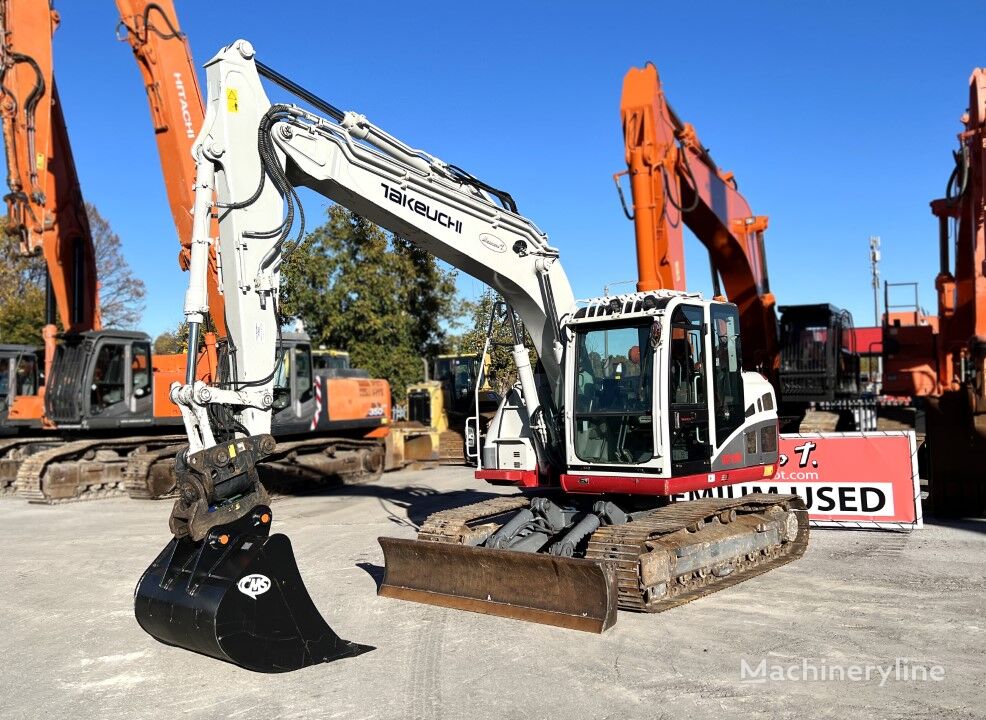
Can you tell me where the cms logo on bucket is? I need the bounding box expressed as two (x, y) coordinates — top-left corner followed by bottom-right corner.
(237, 573), (272, 599)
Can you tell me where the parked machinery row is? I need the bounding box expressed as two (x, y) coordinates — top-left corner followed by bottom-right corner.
(0, 1), (393, 503)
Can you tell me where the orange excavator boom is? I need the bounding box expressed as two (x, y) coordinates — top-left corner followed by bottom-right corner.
(618, 63), (778, 380)
(114, 0), (225, 337)
(0, 0), (99, 379)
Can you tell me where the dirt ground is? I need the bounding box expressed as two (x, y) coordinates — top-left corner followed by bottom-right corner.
(1, 465), (983, 720)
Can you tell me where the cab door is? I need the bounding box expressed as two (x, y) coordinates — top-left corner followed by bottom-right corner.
(130, 342), (153, 420)
(668, 304), (712, 476)
(271, 342), (315, 435)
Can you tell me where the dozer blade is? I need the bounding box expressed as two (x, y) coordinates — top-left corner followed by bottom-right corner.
(378, 537), (618, 633)
(135, 505), (372, 673)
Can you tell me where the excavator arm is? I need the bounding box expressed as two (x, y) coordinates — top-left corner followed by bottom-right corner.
(0, 0), (99, 381)
(619, 63), (778, 380)
(135, 40), (577, 671)
(175, 41), (574, 448)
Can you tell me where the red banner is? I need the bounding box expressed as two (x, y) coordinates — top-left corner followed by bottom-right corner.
(672, 432), (922, 530)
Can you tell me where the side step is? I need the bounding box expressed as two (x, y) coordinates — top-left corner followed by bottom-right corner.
(379, 537), (618, 633)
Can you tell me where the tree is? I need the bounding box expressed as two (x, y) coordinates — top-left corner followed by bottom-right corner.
(0, 223), (46, 345)
(87, 203), (146, 328)
(280, 206), (462, 397)
(153, 321), (190, 354)
(447, 287), (535, 395)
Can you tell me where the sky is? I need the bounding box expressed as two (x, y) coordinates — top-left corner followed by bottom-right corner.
(10, 0), (983, 338)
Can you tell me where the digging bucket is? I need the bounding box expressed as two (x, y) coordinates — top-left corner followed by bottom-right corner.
(135, 504), (372, 672)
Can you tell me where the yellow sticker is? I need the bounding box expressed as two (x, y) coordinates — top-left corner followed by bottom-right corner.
(35, 152), (44, 171)
(228, 443), (237, 458)
(763, 464), (773, 476)
(226, 88), (238, 113)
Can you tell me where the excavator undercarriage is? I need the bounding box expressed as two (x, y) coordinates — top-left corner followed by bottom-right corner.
(380, 492), (808, 632)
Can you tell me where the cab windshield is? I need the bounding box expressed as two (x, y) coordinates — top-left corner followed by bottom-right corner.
(434, 356), (480, 401)
(313, 353), (350, 371)
(573, 322), (655, 464)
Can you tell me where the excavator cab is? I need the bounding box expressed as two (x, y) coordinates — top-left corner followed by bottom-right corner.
(383, 292), (794, 632)
(778, 304), (860, 404)
(0, 345), (41, 432)
(270, 333), (316, 433)
(45, 331), (157, 429)
(557, 294), (774, 482)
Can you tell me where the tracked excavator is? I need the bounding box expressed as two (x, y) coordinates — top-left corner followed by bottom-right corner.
(0, 1), (391, 502)
(115, 0), (392, 495)
(133, 41), (808, 672)
(883, 68), (986, 515)
(616, 63), (862, 428)
(0, 0), (210, 502)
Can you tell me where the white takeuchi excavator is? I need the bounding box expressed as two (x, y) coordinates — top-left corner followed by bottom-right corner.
(134, 40), (808, 673)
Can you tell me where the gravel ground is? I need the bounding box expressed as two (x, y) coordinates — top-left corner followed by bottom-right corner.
(1, 465), (983, 720)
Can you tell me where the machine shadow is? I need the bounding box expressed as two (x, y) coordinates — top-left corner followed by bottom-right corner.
(258, 466), (502, 527)
(356, 562), (385, 590)
(922, 516), (986, 535)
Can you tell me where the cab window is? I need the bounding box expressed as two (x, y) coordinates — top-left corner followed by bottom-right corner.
(573, 322), (654, 465)
(0, 358), (9, 401)
(668, 305), (706, 406)
(295, 347), (313, 404)
(16, 354), (37, 396)
(273, 346), (290, 411)
(91, 344), (126, 412)
(132, 344), (151, 399)
(710, 305), (744, 446)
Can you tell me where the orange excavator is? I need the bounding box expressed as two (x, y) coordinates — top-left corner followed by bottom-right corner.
(114, 1), (396, 493)
(883, 68), (986, 515)
(0, 0), (391, 502)
(0, 0), (217, 502)
(616, 63), (861, 426)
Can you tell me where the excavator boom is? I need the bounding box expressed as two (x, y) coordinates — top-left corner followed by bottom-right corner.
(115, 0), (225, 337)
(620, 64), (777, 379)
(0, 0), (99, 384)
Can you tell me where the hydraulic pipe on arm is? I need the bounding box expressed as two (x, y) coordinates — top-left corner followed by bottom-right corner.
(0, 0), (99, 383)
(617, 63), (779, 383)
(115, 0), (226, 337)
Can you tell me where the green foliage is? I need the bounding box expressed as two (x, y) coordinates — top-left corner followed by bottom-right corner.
(153, 321), (190, 355)
(0, 226), (46, 345)
(447, 287), (534, 395)
(279, 206), (462, 397)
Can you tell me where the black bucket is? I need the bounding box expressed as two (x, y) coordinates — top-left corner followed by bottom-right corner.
(134, 504), (372, 672)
